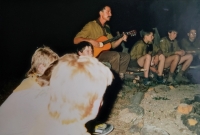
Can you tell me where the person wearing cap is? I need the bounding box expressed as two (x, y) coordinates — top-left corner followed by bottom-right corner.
(159, 29), (193, 84)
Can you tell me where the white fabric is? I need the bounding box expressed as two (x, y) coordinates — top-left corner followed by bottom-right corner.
(0, 86), (49, 135)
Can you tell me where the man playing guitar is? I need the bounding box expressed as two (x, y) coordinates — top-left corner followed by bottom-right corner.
(73, 5), (130, 79)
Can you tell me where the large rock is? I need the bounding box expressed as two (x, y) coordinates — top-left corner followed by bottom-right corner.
(130, 92), (144, 105)
(118, 108), (139, 123)
(177, 103), (193, 114)
(140, 125), (169, 135)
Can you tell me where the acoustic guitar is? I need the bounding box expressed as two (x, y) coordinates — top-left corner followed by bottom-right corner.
(94, 30), (137, 57)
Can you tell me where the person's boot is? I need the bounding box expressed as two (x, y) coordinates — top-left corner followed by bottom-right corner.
(143, 77), (151, 86)
(175, 70), (190, 83)
(166, 73), (176, 84)
(156, 75), (164, 84)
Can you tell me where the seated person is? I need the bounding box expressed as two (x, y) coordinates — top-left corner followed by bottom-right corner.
(76, 41), (111, 69)
(73, 5), (130, 80)
(76, 41), (113, 135)
(160, 28), (193, 84)
(29, 54), (113, 135)
(129, 28), (165, 85)
(180, 28), (200, 66)
(0, 46), (59, 135)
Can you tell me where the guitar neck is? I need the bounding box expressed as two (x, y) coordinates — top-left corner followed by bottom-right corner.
(101, 31), (136, 45)
(102, 34), (123, 45)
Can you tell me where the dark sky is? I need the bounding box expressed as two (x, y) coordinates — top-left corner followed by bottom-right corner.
(0, 0), (200, 79)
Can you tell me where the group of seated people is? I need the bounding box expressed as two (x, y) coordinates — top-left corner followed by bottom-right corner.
(72, 5), (199, 86)
(76, 27), (200, 86)
(129, 27), (200, 86)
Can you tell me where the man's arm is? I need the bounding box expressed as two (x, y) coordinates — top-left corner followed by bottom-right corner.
(74, 22), (103, 48)
(111, 34), (127, 49)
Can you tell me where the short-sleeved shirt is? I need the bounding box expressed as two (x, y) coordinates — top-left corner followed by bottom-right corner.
(130, 40), (160, 60)
(75, 20), (113, 41)
(159, 37), (181, 57)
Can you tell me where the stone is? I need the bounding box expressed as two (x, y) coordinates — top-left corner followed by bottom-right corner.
(129, 119), (144, 133)
(130, 92), (144, 105)
(140, 125), (169, 135)
(118, 108), (138, 123)
(188, 118), (198, 126)
(177, 103), (193, 114)
(128, 105), (144, 116)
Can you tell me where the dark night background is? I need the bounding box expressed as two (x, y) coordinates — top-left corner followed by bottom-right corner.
(0, 0), (200, 93)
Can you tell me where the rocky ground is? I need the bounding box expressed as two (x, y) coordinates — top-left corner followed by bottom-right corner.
(1, 77), (200, 135)
(106, 82), (200, 135)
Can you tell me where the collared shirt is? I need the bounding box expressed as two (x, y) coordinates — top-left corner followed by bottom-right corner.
(130, 40), (160, 60)
(181, 38), (200, 52)
(159, 37), (181, 57)
(75, 20), (113, 41)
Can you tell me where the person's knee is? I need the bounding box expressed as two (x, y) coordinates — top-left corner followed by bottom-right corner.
(159, 54), (165, 61)
(111, 52), (120, 60)
(186, 54), (193, 61)
(145, 54), (151, 60)
(174, 54), (181, 62)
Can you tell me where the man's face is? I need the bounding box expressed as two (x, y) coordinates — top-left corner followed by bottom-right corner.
(168, 31), (177, 40)
(100, 6), (112, 21)
(145, 32), (154, 43)
(187, 29), (196, 41)
(78, 46), (93, 57)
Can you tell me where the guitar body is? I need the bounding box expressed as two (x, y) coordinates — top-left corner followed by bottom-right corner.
(94, 36), (112, 57)
(93, 30), (136, 57)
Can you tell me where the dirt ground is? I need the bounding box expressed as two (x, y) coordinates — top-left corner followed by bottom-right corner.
(106, 83), (200, 135)
(1, 78), (200, 135)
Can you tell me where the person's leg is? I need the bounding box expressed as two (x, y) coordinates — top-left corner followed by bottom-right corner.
(175, 54), (193, 83)
(137, 54), (151, 78)
(154, 54), (165, 83)
(178, 54), (193, 71)
(137, 54), (151, 85)
(118, 52), (130, 74)
(164, 55), (180, 83)
(97, 51), (120, 73)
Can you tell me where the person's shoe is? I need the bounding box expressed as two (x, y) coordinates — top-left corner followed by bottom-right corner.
(143, 78), (152, 86)
(166, 75), (176, 85)
(93, 123), (114, 135)
(175, 73), (190, 83)
(156, 75), (165, 84)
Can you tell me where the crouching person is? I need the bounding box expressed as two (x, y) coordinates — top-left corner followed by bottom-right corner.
(129, 28), (165, 85)
(29, 54), (113, 135)
(76, 41), (114, 135)
(160, 28), (193, 84)
(0, 46), (59, 135)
